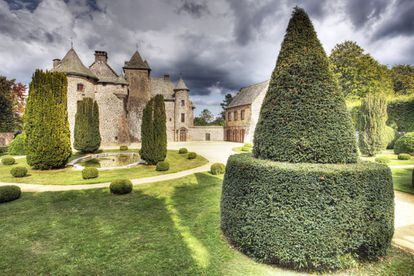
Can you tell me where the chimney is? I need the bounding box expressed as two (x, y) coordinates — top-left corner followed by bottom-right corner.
(94, 51), (108, 62)
(163, 74), (170, 81)
(53, 59), (61, 68)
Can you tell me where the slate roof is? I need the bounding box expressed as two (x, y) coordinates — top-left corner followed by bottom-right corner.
(52, 48), (98, 80)
(89, 60), (128, 85)
(174, 78), (189, 91)
(124, 51), (151, 70)
(228, 80), (269, 108)
(151, 77), (175, 100)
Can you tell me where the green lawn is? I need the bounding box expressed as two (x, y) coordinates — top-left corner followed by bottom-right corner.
(0, 150), (208, 185)
(0, 173), (413, 275)
(392, 168), (414, 194)
(361, 150), (414, 166)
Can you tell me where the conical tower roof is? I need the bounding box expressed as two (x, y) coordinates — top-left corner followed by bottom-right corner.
(52, 48), (98, 80)
(253, 7), (358, 164)
(124, 51), (151, 70)
(174, 78), (189, 91)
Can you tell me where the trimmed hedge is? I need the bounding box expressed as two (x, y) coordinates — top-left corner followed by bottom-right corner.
(178, 148), (188, 154)
(221, 154), (394, 271)
(82, 167), (99, 179)
(210, 163), (225, 175)
(74, 98), (101, 153)
(156, 161), (170, 171)
(394, 132), (414, 154)
(0, 185), (21, 203)
(0, 146), (8, 156)
(398, 153), (411, 160)
(8, 133), (26, 155)
(187, 152), (197, 160)
(110, 179), (133, 195)
(1, 156), (15, 165)
(120, 145), (128, 151)
(10, 167), (28, 178)
(387, 97), (414, 132)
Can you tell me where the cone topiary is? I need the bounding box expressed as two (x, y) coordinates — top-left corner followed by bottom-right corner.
(221, 7), (393, 271)
(74, 98), (101, 153)
(253, 7), (358, 164)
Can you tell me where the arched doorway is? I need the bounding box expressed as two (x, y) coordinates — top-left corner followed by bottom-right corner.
(179, 128), (187, 142)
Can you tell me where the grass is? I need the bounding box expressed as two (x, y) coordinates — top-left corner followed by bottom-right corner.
(361, 150), (414, 166)
(392, 168), (414, 194)
(0, 173), (413, 275)
(0, 150), (208, 185)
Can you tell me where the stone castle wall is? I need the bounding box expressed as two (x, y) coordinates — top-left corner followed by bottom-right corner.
(165, 100), (176, 141)
(189, 126), (224, 141)
(247, 90), (266, 143)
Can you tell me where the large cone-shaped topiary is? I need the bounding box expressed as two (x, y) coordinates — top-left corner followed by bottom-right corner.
(221, 7), (394, 272)
(253, 8), (358, 164)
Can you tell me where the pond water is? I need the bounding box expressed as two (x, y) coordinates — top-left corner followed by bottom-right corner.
(79, 153), (141, 168)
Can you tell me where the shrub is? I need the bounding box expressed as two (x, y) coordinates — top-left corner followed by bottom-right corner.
(244, 143), (253, 148)
(0, 185), (21, 203)
(156, 161), (170, 171)
(120, 145), (128, 151)
(8, 133), (26, 155)
(109, 179), (133, 195)
(398, 153), (411, 160)
(384, 126), (398, 149)
(375, 156), (390, 164)
(387, 97), (414, 132)
(25, 70), (71, 169)
(394, 132), (414, 154)
(0, 146), (8, 156)
(74, 98), (101, 153)
(187, 152), (197, 160)
(153, 95), (167, 162)
(178, 148), (188, 154)
(82, 167), (99, 179)
(221, 154), (394, 271)
(252, 8), (358, 164)
(241, 146), (252, 152)
(10, 167), (28, 178)
(210, 163), (225, 175)
(1, 156), (15, 165)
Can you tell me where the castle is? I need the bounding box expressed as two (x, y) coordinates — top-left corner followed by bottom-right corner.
(50, 47), (223, 145)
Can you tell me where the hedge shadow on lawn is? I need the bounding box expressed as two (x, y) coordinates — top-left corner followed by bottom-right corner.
(0, 189), (199, 275)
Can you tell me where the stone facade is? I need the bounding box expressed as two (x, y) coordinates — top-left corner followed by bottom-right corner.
(189, 126), (224, 141)
(0, 132), (14, 146)
(225, 80), (269, 143)
(51, 47), (199, 145)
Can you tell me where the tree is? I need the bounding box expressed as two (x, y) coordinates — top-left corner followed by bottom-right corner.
(358, 93), (388, 156)
(253, 9), (358, 164)
(0, 76), (14, 132)
(330, 41), (393, 99)
(153, 94), (167, 162)
(194, 109), (214, 126)
(140, 98), (155, 164)
(220, 93), (233, 118)
(74, 98), (101, 153)
(391, 64), (414, 95)
(25, 70), (71, 169)
(10, 82), (26, 130)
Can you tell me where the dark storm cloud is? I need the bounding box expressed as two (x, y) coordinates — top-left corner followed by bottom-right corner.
(177, 0), (209, 18)
(345, 0), (389, 28)
(6, 0), (40, 11)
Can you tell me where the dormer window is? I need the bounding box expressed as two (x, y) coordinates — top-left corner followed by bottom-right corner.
(181, 100), (185, 106)
(77, 83), (84, 92)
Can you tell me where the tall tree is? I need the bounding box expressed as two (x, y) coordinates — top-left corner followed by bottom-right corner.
(330, 41), (393, 99)
(194, 109), (214, 126)
(253, 8), (358, 164)
(25, 70), (71, 169)
(0, 76), (15, 132)
(358, 93), (388, 156)
(10, 82), (26, 131)
(140, 98), (155, 164)
(220, 93), (233, 118)
(391, 64), (414, 95)
(74, 98), (101, 153)
(153, 94), (167, 162)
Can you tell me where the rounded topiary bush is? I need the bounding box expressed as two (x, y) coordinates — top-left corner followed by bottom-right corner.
(82, 167), (99, 179)
(0, 185), (21, 203)
(8, 133), (26, 155)
(398, 153), (411, 160)
(221, 154), (394, 271)
(178, 148), (188, 154)
(110, 179), (133, 195)
(10, 167), (28, 178)
(188, 152), (197, 160)
(375, 156), (390, 164)
(1, 156), (16, 165)
(394, 132), (414, 155)
(156, 161), (170, 171)
(210, 163), (225, 175)
(120, 145), (128, 151)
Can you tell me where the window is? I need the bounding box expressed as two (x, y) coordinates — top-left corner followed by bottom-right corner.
(241, 110), (245, 120)
(77, 83), (84, 92)
(181, 100), (185, 106)
(228, 112), (232, 121)
(234, 111), (238, 121)
(181, 113), (185, 123)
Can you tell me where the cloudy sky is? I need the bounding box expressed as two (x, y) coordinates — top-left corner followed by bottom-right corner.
(1, 0), (413, 115)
